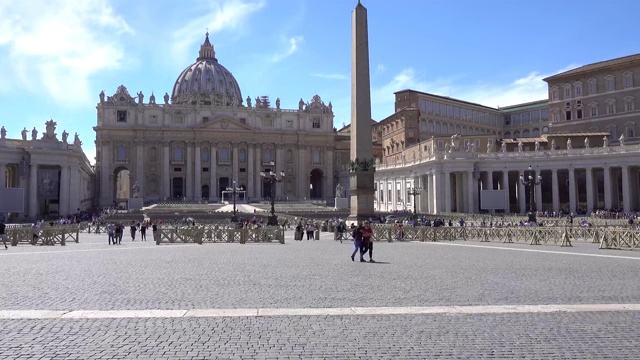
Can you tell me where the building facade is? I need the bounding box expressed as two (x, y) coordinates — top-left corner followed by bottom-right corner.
(375, 54), (640, 215)
(95, 34), (337, 207)
(0, 120), (94, 219)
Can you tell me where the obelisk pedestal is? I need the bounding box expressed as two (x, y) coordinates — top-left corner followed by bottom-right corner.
(347, 0), (376, 223)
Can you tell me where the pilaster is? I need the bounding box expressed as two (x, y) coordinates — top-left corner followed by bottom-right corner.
(603, 167), (612, 210)
(195, 142), (202, 200)
(568, 168), (577, 215)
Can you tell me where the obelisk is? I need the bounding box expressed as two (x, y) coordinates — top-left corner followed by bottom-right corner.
(348, 0), (375, 222)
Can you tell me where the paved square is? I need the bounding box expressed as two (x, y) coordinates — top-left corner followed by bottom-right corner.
(1, 231), (640, 358)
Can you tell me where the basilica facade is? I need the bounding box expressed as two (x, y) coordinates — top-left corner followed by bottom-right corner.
(95, 33), (337, 207)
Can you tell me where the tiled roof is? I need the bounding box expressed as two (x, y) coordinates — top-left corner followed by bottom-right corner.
(543, 53), (640, 81)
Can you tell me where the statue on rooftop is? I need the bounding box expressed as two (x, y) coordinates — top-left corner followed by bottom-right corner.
(163, 92), (170, 104)
(299, 98), (305, 111)
(21, 127), (27, 141)
(149, 92), (156, 104)
(276, 98), (280, 110)
(99, 90), (105, 103)
(31, 127), (38, 141)
(137, 91), (144, 104)
(62, 130), (68, 143)
(0, 126), (5, 140)
(246, 96), (252, 107)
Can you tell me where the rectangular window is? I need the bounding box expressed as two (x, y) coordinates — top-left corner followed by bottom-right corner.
(625, 101), (635, 112)
(240, 168), (246, 173)
(624, 75), (633, 88)
(117, 110), (127, 122)
(173, 167), (182, 172)
(564, 87), (571, 98)
(627, 127), (635, 138)
(590, 106), (597, 117)
(607, 103), (615, 114)
(551, 89), (558, 100)
(203, 167), (209, 172)
(575, 85), (582, 97)
(565, 111), (572, 121)
(312, 118), (321, 128)
(577, 109), (583, 119)
(589, 82), (597, 94)
(606, 78), (615, 91)
(202, 117), (209, 123)
(388, 189), (391, 202)
(551, 112), (558, 122)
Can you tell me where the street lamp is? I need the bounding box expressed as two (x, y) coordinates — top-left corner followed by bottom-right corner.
(407, 187), (422, 215)
(519, 165), (542, 223)
(260, 161), (285, 226)
(226, 180), (241, 222)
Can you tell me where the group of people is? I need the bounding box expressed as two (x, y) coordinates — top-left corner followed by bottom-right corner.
(106, 220), (154, 245)
(351, 221), (375, 263)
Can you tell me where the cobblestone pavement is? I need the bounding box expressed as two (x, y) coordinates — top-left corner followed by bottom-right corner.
(1, 231), (639, 358)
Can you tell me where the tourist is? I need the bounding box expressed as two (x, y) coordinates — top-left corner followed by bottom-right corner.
(152, 222), (158, 242)
(295, 222), (304, 241)
(361, 221), (374, 262)
(0, 218), (7, 249)
(140, 222), (147, 241)
(306, 223), (314, 240)
(31, 221), (41, 244)
(351, 222), (365, 262)
(130, 221), (137, 241)
(107, 222), (115, 245)
(115, 223), (123, 244)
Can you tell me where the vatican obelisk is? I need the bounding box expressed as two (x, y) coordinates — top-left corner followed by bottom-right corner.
(348, 0), (375, 222)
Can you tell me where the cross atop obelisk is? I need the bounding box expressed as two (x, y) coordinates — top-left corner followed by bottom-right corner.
(348, 0), (375, 222)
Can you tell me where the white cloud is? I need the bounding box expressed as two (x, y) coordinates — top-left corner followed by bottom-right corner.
(374, 63), (385, 75)
(0, 0), (133, 105)
(312, 73), (347, 80)
(171, 0), (265, 64)
(271, 36), (304, 63)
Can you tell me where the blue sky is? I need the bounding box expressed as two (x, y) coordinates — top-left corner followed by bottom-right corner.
(1, 0), (639, 164)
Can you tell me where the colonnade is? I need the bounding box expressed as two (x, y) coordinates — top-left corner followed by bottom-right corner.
(377, 164), (640, 215)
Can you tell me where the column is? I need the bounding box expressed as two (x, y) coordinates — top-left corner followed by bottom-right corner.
(551, 169), (559, 214)
(136, 141), (144, 197)
(275, 144), (284, 198)
(444, 171), (451, 213)
(432, 172), (441, 213)
(535, 175), (542, 213)
(325, 146), (334, 202)
(603, 166), (612, 209)
(467, 170), (475, 213)
(502, 170), (510, 214)
(247, 143), (254, 199)
(0, 163), (6, 188)
(255, 144), (262, 199)
(298, 145), (306, 199)
(59, 165), (70, 216)
(210, 144), (217, 201)
(29, 163), (38, 219)
(100, 141), (111, 205)
(518, 170), (526, 214)
(487, 171), (494, 191)
(568, 168), (577, 215)
(585, 167), (594, 214)
(232, 143), (239, 185)
(622, 166), (631, 213)
(162, 142), (170, 199)
(69, 167), (80, 214)
(194, 142), (202, 200)
(186, 142), (193, 199)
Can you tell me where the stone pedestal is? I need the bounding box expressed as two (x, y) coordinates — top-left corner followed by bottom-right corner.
(128, 197), (144, 211)
(348, 171), (375, 223)
(334, 197), (349, 210)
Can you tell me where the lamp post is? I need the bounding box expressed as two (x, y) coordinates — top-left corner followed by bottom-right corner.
(226, 180), (241, 222)
(260, 162), (285, 226)
(519, 165), (542, 223)
(407, 187), (422, 215)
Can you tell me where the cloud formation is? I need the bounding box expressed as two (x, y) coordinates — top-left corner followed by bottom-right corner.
(0, 0), (133, 105)
(312, 73), (347, 80)
(271, 36), (304, 63)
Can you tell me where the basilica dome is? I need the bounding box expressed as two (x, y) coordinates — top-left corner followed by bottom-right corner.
(171, 33), (242, 105)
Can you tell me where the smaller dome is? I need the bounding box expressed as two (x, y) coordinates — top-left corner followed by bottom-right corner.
(171, 33), (242, 105)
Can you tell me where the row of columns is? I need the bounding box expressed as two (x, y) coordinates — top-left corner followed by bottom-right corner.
(379, 165), (637, 215)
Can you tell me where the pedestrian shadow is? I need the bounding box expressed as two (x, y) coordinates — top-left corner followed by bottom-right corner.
(366, 261), (390, 265)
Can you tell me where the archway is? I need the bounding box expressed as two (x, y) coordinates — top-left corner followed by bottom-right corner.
(202, 184), (210, 200)
(113, 167), (130, 208)
(309, 168), (323, 199)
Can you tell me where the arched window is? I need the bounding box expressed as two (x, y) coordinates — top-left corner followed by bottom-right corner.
(263, 148), (272, 163)
(202, 148), (210, 162)
(286, 149), (293, 163)
(219, 147), (229, 161)
(239, 148), (247, 163)
(172, 145), (183, 162)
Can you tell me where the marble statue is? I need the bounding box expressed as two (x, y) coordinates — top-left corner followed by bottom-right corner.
(0, 126), (6, 140)
(31, 127), (38, 141)
(501, 141), (507, 153)
(99, 90), (105, 103)
(603, 136), (609, 147)
(299, 98), (305, 111)
(335, 183), (344, 198)
(62, 130), (68, 143)
(132, 181), (141, 198)
(328, 101), (333, 113)
(445, 142), (451, 153)
(21, 127), (27, 141)
(246, 96), (252, 107)
(255, 97), (261, 107)
(584, 137), (590, 148)
(275, 98), (280, 110)
(149, 92), (156, 104)
(619, 134), (626, 146)
(137, 91), (144, 104)
(518, 140), (523, 152)
(74, 133), (81, 146)
(43, 119), (56, 139)
(551, 139), (556, 150)
(486, 141), (493, 153)
(534, 141), (540, 151)
(567, 138), (572, 149)
(163, 92), (169, 104)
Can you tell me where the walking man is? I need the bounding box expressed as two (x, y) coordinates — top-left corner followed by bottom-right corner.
(130, 221), (137, 241)
(0, 218), (7, 249)
(140, 222), (147, 241)
(361, 221), (375, 262)
(351, 222), (365, 262)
